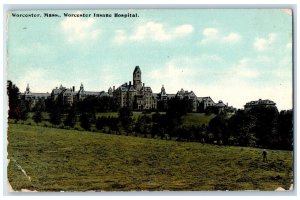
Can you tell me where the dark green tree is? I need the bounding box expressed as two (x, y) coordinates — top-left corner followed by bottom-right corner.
(166, 98), (188, 120)
(277, 110), (293, 150)
(96, 117), (105, 130)
(32, 100), (44, 124)
(33, 110), (42, 124)
(227, 110), (257, 146)
(19, 100), (29, 121)
(118, 107), (133, 133)
(7, 81), (22, 120)
(80, 112), (95, 131)
(208, 115), (228, 144)
(249, 106), (279, 148)
(64, 106), (77, 127)
(50, 104), (62, 125)
(135, 114), (152, 137)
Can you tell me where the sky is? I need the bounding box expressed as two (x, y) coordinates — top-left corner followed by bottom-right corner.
(6, 9), (293, 111)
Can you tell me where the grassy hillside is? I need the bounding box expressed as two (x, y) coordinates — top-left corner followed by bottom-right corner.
(7, 123), (293, 192)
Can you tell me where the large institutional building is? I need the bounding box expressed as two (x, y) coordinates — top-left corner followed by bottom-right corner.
(21, 65), (237, 113)
(110, 66), (157, 110)
(244, 99), (276, 111)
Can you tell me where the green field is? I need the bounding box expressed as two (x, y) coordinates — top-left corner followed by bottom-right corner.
(7, 123), (293, 192)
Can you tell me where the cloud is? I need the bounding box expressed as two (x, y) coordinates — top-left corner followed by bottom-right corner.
(233, 58), (259, 78)
(145, 55), (293, 110)
(200, 28), (241, 45)
(203, 27), (219, 38)
(61, 12), (100, 43)
(146, 57), (204, 94)
(253, 33), (277, 51)
(145, 55), (227, 96)
(113, 22), (194, 44)
(114, 30), (127, 44)
(13, 68), (61, 93)
(223, 32), (241, 43)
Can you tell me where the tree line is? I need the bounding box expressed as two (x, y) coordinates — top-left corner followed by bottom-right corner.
(7, 81), (293, 150)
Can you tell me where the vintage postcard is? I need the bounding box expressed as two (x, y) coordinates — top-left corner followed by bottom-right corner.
(6, 9), (293, 192)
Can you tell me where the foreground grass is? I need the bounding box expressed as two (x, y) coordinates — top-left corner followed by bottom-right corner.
(8, 123), (293, 192)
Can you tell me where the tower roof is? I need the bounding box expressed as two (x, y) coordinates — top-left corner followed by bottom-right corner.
(133, 66), (141, 74)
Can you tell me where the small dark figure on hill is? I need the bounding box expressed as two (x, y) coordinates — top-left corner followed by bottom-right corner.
(262, 149), (268, 162)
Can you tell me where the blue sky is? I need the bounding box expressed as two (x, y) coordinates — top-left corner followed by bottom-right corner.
(7, 9), (293, 110)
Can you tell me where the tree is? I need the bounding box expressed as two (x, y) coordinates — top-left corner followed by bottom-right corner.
(7, 81), (22, 120)
(96, 117), (105, 130)
(19, 100), (29, 120)
(166, 98), (188, 120)
(277, 110), (293, 150)
(32, 100), (43, 124)
(227, 110), (257, 146)
(249, 106), (279, 148)
(64, 106), (77, 127)
(135, 114), (152, 137)
(50, 102), (62, 125)
(80, 112), (95, 131)
(97, 96), (120, 112)
(118, 107), (133, 133)
(152, 113), (169, 139)
(33, 110), (42, 124)
(208, 115), (228, 144)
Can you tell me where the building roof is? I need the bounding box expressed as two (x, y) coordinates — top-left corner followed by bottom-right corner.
(167, 94), (176, 98)
(197, 96), (215, 103)
(52, 88), (62, 95)
(133, 66), (141, 74)
(245, 99), (276, 106)
(27, 93), (51, 98)
(62, 88), (73, 94)
(128, 85), (135, 92)
(85, 91), (101, 96)
(215, 100), (226, 107)
(99, 91), (109, 97)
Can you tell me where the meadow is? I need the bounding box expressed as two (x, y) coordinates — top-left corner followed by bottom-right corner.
(7, 123), (293, 192)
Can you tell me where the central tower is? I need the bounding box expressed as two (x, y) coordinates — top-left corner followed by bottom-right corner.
(133, 66), (142, 90)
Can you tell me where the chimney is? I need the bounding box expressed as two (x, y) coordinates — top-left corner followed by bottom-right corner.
(73, 86), (75, 92)
(129, 81), (131, 86)
(113, 86), (115, 91)
(143, 83), (145, 87)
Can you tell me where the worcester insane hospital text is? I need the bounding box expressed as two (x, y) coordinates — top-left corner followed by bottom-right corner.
(11, 12), (139, 18)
